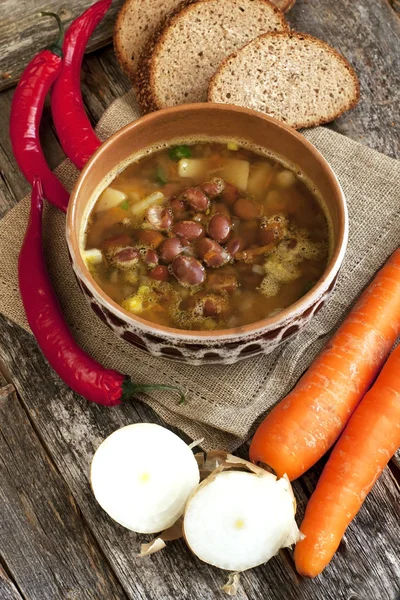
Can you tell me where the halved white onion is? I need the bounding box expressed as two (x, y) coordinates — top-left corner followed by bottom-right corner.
(91, 423), (200, 534)
(183, 455), (301, 572)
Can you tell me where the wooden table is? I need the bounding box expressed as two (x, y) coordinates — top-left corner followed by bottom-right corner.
(1, 1), (399, 599)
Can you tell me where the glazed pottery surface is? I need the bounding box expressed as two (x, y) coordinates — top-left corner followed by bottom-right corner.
(67, 104), (348, 365)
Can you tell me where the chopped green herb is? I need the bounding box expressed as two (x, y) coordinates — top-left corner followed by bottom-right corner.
(120, 200), (129, 210)
(155, 166), (168, 185)
(168, 145), (192, 161)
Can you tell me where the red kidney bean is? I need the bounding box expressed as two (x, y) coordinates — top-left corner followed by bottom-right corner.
(197, 238), (230, 268)
(259, 216), (284, 246)
(149, 265), (169, 282)
(111, 246), (140, 263)
(226, 236), (246, 257)
(170, 197), (187, 218)
(195, 294), (229, 317)
(172, 220), (205, 241)
(159, 237), (183, 264)
(170, 256), (205, 287)
(233, 198), (262, 221)
(143, 248), (159, 267)
(102, 233), (132, 250)
(221, 182), (240, 206)
(259, 223), (281, 245)
(135, 229), (165, 248)
(208, 213), (231, 243)
(145, 205), (173, 230)
(203, 298), (218, 317)
(200, 178), (225, 198)
(181, 187), (209, 212)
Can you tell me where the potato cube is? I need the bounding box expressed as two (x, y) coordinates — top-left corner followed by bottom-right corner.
(96, 187), (127, 212)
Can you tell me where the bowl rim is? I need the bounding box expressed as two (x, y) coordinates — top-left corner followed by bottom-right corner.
(67, 102), (348, 341)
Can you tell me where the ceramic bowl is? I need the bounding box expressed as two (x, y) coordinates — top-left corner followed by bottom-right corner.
(67, 103), (347, 365)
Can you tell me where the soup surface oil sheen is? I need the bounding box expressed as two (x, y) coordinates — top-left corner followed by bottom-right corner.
(83, 141), (330, 331)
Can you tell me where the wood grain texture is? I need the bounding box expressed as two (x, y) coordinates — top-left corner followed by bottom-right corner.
(0, 0), (124, 91)
(1, 0), (400, 597)
(389, 0), (400, 16)
(287, 0), (400, 158)
(0, 375), (128, 600)
(0, 315), (399, 600)
(0, 564), (24, 600)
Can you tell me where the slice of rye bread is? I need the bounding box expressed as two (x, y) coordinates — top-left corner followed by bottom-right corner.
(114, 0), (195, 81)
(136, 0), (288, 113)
(208, 32), (360, 129)
(114, 0), (294, 83)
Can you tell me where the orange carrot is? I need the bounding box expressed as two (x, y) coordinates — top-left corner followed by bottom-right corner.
(294, 343), (400, 577)
(249, 248), (400, 481)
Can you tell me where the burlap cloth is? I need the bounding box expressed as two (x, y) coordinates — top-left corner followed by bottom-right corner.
(1, 90), (399, 450)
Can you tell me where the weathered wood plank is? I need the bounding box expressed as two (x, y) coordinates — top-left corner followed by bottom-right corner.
(80, 46), (131, 125)
(0, 375), (129, 600)
(0, 314), (399, 600)
(1, 1), (400, 597)
(1, 0), (399, 209)
(2, 0), (399, 161)
(389, 0), (400, 16)
(0, 564), (24, 600)
(0, 0), (124, 91)
(288, 0), (400, 158)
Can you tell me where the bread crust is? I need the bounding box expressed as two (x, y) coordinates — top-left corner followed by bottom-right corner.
(208, 31), (360, 130)
(113, 0), (138, 78)
(274, 0), (296, 12)
(114, 0), (195, 83)
(136, 0), (288, 114)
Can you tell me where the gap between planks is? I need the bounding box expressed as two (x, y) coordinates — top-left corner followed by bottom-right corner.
(0, 559), (26, 600)
(0, 318), (399, 600)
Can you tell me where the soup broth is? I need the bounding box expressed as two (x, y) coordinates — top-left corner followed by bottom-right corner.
(83, 141), (330, 331)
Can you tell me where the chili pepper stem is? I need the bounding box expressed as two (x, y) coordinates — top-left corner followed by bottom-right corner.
(121, 378), (186, 405)
(40, 12), (64, 57)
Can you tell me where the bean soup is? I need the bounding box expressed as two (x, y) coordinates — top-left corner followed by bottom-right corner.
(83, 141), (331, 331)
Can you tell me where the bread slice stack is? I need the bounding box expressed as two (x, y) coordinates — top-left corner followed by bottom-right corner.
(114, 0), (296, 82)
(114, 0), (193, 81)
(136, 0), (288, 112)
(114, 0), (360, 128)
(209, 32), (360, 129)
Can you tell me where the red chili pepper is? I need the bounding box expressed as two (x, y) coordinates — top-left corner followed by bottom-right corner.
(19, 177), (184, 406)
(9, 13), (70, 213)
(51, 0), (111, 170)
